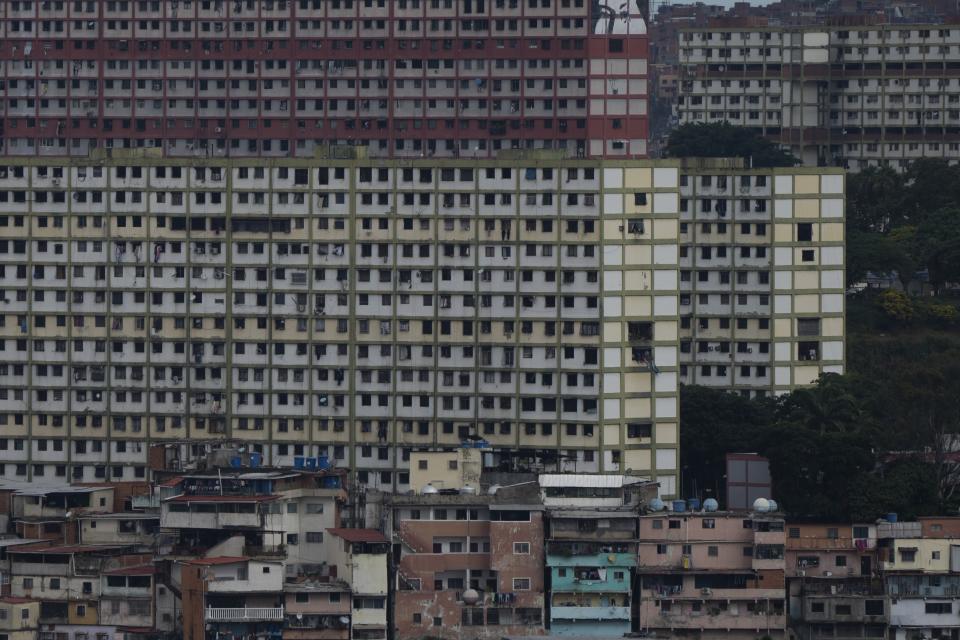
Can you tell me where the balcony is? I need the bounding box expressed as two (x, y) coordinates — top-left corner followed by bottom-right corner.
(550, 606), (631, 621)
(131, 494), (160, 509)
(205, 607), (285, 622)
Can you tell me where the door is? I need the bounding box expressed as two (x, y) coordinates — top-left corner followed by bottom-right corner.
(860, 555), (871, 576)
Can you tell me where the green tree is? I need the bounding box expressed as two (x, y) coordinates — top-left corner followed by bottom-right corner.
(776, 373), (862, 436)
(846, 166), (905, 233)
(761, 422), (877, 521)
(848, 458), (941, 522)
(664, 122), (798, 168)
(877, 289), (916, 324)
(678, 385), (773, 505)
(846, 230), (915, 287)
(890, 355), (960, 511)
(914, 208), (960, 294)
(902, 159), (960, 224)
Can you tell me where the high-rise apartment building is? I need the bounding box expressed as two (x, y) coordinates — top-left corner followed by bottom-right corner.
(677, 162), (845, 396)
(676, 24), (960, 171)
(0, 0), (648, 159)
(0, 154), (843, 497)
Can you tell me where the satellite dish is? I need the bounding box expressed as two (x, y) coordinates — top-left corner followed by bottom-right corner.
(339, 617), (351, 625)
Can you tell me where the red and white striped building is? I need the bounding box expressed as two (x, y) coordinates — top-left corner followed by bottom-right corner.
(0, 0), (649, 158)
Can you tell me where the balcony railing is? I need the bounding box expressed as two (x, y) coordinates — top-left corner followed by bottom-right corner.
(205, 607), (284, 622)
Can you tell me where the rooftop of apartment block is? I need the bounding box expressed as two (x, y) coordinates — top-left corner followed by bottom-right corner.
(678, 18), (960, 33)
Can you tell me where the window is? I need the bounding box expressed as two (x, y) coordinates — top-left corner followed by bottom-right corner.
(899, 548), (917, 562)
(513, 578), (531, 591)
(514, 542), (530, 554)
(708, 546), (718, 557)
(865, 600), (884, 616)
(702, 519), (715, 529)
(835, 555), (847, 567)
(811, 602), (825, 613)
(926, 602), (952, 614)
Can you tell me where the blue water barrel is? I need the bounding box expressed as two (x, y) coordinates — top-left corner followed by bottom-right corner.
(886, 513), (898, 523)
(318, 455), (330, 470)
(687, 498), (701, 511)
(293, 456), (306, 469)
(672, 500), (686, 512)
(250, 452), (263, 467)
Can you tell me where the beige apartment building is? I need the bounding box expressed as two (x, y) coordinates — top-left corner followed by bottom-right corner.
(0, 152), (842, 496)
(677, 24), (960, 171)
(678, 162), (845, 396)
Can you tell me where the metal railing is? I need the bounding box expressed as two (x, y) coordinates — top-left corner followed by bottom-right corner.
(205, 607), (284, 622)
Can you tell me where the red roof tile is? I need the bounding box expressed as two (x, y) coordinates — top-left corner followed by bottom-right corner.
(326, 528), (388, 544)
(9, 543), (124, 555)
(0, 597), (36, 604)
(158, 476), (184, 488)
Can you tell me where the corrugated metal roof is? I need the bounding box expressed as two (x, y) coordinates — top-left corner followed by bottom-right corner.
(104, 565), (155, 576)
(75, 512), (158, 520)
(0, 539), (38, 549)
(549, 509), (639, 518)
(14, 486), (99, 496)
(164, 494), (278, 503)
(187, 556), (249, 566)
(327, 528), (388, 544)
(538, 474), (641, 489)
(10, 543), (125, 554)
